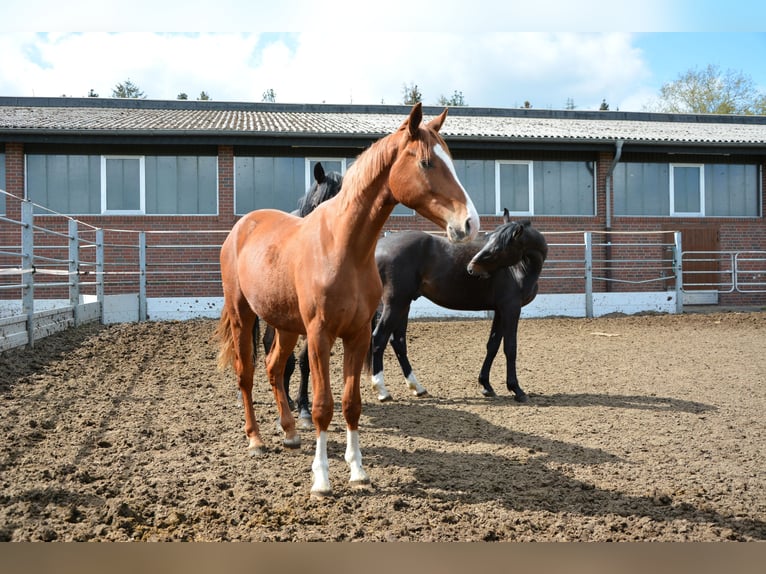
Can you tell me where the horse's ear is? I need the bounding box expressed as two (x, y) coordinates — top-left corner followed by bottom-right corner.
(313, 162), (326, 184)
(427, 107), (449, 133)
(404, 102), (423, 138)
(502, 208), (510, 224)
(512, 222), (524, 240)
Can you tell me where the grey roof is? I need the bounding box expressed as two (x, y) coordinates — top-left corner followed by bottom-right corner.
(2, 97), (766, 149)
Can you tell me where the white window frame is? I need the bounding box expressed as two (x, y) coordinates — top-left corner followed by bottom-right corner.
(495, 160), (534, 216)
(305, 157), (347, 190)
(101, 155), (146, 215)
(670, 163), (704, 217)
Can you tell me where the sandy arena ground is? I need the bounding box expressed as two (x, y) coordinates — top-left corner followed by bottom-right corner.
(1, 311), (764, 541)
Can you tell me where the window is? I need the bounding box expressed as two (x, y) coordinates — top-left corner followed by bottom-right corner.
(496, 161), (533, 216)
(26, 153), (217, 215)
(705, 164), (759, 216)
(670, 164), (703, 216)
(145, 156), (217, 215)
(101, 156), (145, 214)
(235, 157), (305, 214)
(614, 162), (759, 217)
(494, 160), (595, 216)
(236, 156), (354, 214)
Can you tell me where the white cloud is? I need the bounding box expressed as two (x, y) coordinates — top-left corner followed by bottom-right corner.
(0, 31), (659, 110)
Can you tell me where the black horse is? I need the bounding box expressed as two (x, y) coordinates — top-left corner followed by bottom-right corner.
(370, 210), (548, 403)
(260, 163), (343, 428)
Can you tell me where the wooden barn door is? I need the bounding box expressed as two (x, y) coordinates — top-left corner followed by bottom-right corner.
(666, 225), (721, 303)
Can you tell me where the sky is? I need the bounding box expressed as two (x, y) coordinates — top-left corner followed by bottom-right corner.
(1, 1), (765, 112)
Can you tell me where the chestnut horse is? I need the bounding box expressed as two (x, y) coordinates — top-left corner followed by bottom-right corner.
(216, 103), (480, 497)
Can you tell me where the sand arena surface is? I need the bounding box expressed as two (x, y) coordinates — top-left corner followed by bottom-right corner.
(1, 312), (764, 541)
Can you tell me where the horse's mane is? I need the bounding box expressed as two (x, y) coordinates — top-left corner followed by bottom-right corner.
(510, 223), (548, 293)
(341, 122), (439, 201)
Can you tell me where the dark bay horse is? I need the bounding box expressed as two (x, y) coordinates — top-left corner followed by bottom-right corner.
(261, 162), (343, 428)
(371, 210), (547, 403)
(216, 103), (480, 497)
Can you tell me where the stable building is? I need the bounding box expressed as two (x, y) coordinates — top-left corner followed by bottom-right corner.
(1, 96), (764, 325)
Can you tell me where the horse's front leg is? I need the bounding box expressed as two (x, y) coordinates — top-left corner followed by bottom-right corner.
(307, 330), (335, 497)
(502, 306), (528, 403)
(265, 329), (300, 448)
(478, 313), (502, 397)
(342, 328), (372, 489)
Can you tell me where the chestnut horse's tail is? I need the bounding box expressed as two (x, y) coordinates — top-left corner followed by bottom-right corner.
(214, 306), (236, 372)
(215, 306), (260, 372)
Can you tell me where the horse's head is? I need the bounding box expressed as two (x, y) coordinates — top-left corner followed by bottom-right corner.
(297, 162), (343, 217)
(388, 103), (480, 243)
(467, 212), (536, 278)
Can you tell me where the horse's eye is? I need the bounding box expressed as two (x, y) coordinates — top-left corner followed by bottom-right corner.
(419, 159), (433, 169)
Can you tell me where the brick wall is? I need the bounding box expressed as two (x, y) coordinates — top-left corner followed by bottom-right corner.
(2, 142), (765, 306)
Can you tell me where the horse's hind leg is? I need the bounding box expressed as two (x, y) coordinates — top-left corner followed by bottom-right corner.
(265, 329), (300, 448)
(229, 305), (266, 454)
(389, 317), (427, 397)
(502, 307), (528, 403)
(295, 343), (313, 429)
(371, 301), (410, 401)
(478, 313), (502, 398)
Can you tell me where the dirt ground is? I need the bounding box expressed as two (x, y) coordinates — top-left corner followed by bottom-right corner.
(1, 311), (764, 542)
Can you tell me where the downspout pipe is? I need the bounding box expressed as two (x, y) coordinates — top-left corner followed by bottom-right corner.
(604, 140), (624, 292)
(605, 139), (624, 230)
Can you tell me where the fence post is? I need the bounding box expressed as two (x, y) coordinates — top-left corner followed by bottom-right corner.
(96, 228), (105, 324)
(21, 201), (35, 348)
(674, 231), (683, 314)
(584, 231), (593, 318)
(139, 231), (147, 322)
(68, 218), (80, 325)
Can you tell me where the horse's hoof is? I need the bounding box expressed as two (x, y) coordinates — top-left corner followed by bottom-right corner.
(310, 488), (333, 500)
(283, 435), (301, 449)
(378, 394), (393, 403)
(481, 388), (497, 398)
(297, 415), (313, 431)
(514, 393), (529, 404)
(350, 478), (372, 491)
(247, 445), (266, 457)
(415, 389), (428, 398)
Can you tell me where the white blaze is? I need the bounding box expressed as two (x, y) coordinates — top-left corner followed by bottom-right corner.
(433, 143), (481, 238)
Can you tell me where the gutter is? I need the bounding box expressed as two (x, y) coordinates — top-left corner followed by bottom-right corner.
(603, 140), (624, 293)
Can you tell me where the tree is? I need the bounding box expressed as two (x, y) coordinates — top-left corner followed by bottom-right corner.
(262, 89), (276, 103)
(655, 64), (766, 115)
(565, 97), (576, 110)
(437, 90), (466, 106)
(177, 92), (188, 100)
(402, 83), (422, 105)
(112, 79), (146, 99)
(197, 91), (211, 101)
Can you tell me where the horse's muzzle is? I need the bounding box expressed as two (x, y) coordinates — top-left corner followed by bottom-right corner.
(447, 216), (479, 243)
(466, 262), (490, 279)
